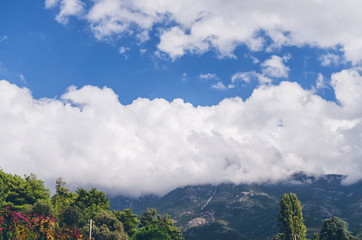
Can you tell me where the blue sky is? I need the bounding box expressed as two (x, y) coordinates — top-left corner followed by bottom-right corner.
(0, 0), (350, 105)
(1, 0), (362, 196)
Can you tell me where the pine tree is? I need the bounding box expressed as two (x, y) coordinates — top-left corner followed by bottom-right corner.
(319, 216), (358, 240)
(278, 193), (307, 240)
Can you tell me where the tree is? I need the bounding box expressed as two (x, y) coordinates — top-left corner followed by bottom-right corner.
(31, 200), (55, 216)
(60, 205), (83, 227)
(51, 178), (77, 216)
(114, 208), (139, 237)
(138, 208), (183, 240)
(139, 208), (158, 228)
(132, 225), (171, 240)
(92, 211), (129, 240)
(0, 170), (50, 211)
(278, 193), (306, 240)
(319, 217), (358, 240)
(74, 187), (110, 226)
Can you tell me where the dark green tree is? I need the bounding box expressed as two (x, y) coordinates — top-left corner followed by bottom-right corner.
(156, 214), (183, 240)
(92, 210), (129, 240)
(74, 187), (110, 226)
(278, 193), (306, 240)
(139, 208), (158, 228)
(319, 217), (358, 240)
(138, 208), (183, 240)
(114, 208), (139, 237)
(132, 225), (171, 240)
(60, 205), (84, 227)
(0, 169), (11, 207)
(30, 199), (55, 216)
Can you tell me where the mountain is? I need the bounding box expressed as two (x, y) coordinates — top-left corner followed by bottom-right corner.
(110, 173), (362, 240)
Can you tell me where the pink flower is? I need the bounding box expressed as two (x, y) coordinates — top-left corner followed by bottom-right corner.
(13, 211), (30, 223)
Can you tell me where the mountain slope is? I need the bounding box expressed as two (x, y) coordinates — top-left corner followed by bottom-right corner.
(110, 174), (362, 240)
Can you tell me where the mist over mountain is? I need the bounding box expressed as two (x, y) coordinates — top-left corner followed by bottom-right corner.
(110, 173), (362, 240)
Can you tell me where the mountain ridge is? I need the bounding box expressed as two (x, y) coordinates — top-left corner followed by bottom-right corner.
(110, 173), (362, 239)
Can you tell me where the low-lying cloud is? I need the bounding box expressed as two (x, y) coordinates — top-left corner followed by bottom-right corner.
(1, 69), (362, 196)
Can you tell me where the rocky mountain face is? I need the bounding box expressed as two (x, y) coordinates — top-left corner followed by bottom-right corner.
(110, 173), (362, 240)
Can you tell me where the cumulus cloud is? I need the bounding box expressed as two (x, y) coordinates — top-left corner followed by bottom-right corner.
(331, 68), (362, 116)
(1, 69), (362, 196)
(45, 0), (84, 24)
(46, 0), (362, 63)
(261, 55), (290, 78)
(229, 55), (290, 88)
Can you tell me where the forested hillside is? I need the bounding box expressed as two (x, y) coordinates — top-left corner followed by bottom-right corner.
(0, 169), (183, 240)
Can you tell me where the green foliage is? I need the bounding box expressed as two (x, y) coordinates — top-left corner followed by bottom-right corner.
(30, 200), (55, 217)
(313, 232), (320, 240)
(74, 187), (110, 225)
(0, 170), (50, 211)
(278, 193), (307, 240)
(138, 208), (183, 240)
(0, 169), (183, 240)
(92, 210), (128, 240)
(51, 178), (77, 216)
(60, 205), (83, 227)
(183, 222), (250, 240)
(319, 217), (358, 240)
(139, 208), (158, 228)
(114, 208), (139, 237)
(132, 225), (171, 240)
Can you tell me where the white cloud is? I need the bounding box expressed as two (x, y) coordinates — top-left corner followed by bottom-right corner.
(1, 70), (362, 196)
(19, 74), (26, 84)
(231, 72), (253, 84)
(119, 46), (129, 54)
(181, 73), (189, 82)
(261, 55), (290, 78)
(331, 68), (362, 116)
(315, 73), (327, 90)
(46, 0), (362, 63)
(211, 82), (227, 90)
(139, 48), (147, 54)
(200, 73), (219, 81)
(231, 71), (272, 86)
(319, 53), (342, 67)
(119, 46), (130, 59)
(45, 0), (59, 8)
(46, 0), (84, 24)
(245, 54), (259, 64)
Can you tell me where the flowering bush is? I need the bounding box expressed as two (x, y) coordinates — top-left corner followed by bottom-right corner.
(0, 206), (83, 240)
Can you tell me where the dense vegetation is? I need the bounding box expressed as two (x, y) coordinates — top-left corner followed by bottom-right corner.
(273, 193), (358, 240)
(1, 168), (360, 240)
(0, 169), (183, 240)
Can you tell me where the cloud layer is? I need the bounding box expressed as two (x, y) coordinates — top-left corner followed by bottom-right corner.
(1, 68), (362, 196)
(47, 0), (362, 63)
